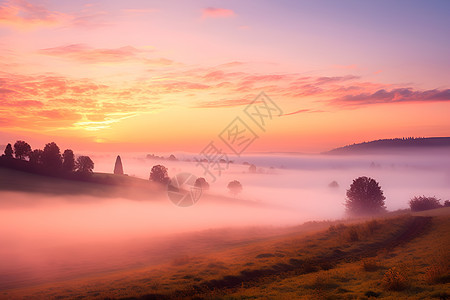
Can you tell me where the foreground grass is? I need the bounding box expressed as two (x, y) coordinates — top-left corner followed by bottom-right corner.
(2, 209), (449, 299)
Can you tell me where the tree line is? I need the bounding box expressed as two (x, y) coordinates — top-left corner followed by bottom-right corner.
(1, 140), (94, 176)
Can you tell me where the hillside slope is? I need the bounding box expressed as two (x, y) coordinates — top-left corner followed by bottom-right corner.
(0, 166), (165, 201)
(325, 137), (450, 155)
(2, 208), (449, 299)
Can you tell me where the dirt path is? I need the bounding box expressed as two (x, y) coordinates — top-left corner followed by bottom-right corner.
(144, 216), (433, 299)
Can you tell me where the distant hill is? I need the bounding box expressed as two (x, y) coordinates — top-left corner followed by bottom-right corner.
(324, 137), (450, 155)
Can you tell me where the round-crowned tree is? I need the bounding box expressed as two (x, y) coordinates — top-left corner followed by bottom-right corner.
(194, 177), (210, 190)
(41, 142), (62, 170)
(29, 149), (43, 165)
(149, 165), (169, 184)
(227, 180), (243, 196)
(14, 140), (31, 160)
(62, 149), (75, 172)
(76, 156), (94, 174)
(345, 176), (386, 216)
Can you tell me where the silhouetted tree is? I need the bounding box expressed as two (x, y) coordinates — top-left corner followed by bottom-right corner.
(41, 142), (62, 170)
(114, 155), (124, 175)
(345, 176), (386, 216)
(249, 164), (257, 173)
(444, 200), (450, 207)
(62, 149), (75, 172)
(409, 196), (442, 211)
(194, 177), (210, 190)
(227, 180), (243, 196)
(4, 143), (13, 158)
(14, 140), (31, 160)
(29, 149), (43, 165)
(76, 156), (94, 174)
(149, 164), (169, 184)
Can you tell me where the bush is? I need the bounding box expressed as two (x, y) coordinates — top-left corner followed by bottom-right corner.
(409, 196), (442, 211)
(362, 258), (379, 272)
(424, 264), (447, 284)
(365, 220), (380, 235)
(344, 226), (359, 242)
(382, 267), (407, 291)
(328, 180), (339, 188)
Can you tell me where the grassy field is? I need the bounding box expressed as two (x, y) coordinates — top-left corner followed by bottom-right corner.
(1, 207), (449, 299)
(0, 166), (166, 201)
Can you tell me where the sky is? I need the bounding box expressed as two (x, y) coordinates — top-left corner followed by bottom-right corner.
(0, 0), (449, 153)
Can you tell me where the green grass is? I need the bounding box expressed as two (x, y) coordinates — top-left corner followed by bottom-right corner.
(0, 166), (165, 200)
(2, 207), (449, 299)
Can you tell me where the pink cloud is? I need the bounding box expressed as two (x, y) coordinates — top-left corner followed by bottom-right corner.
(202, 7), (236, 19)
(331, 88), (450, 106)
(315, 75), (359, 85)
(0, 0), (66, 29)
(39, 44), (144, 63)
(282, 109), (325, 116)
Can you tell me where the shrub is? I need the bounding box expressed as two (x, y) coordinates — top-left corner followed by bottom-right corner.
(311, 272), (337, 290)
(423, 264), (447, 284)
(409, 196), (442, 211)
(328, 180), (339, 188)
(382, 267), (407, 291)
(328, 223), (347, 233)
(365, 219), (380, 235)
(343, 226), (359, 242)
(362, 258), (379, 272)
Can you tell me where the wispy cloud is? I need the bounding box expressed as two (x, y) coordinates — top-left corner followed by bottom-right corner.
(0, 72), (160, 131)
(331, 88), (450, 106)
(39, 44), (146, 64)
(201, 7), (236, 19)
(0, 0), (67, 29)
(315, 75), (359, 85)
(282, 109), (312, 116)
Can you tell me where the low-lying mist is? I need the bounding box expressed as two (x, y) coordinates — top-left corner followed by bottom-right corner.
(1, 150), (449, 289)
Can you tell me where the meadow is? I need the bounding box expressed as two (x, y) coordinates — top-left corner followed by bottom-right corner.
(0, 152), (449, 299)
(1, 208), (448, 299)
